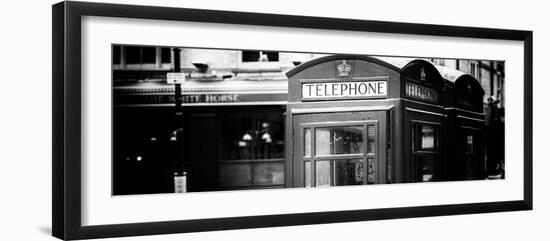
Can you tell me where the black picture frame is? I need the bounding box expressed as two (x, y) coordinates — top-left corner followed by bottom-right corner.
(52, 1), (533, 240)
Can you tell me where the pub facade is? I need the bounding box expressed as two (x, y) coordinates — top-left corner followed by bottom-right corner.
(112, 46), (502, 195)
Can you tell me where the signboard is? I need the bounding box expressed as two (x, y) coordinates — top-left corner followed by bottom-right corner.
(301, 80), (387, 100)
(166, 72), (186, 84)
(405, 82), (438, 103)
(180, 94), (239, 103)
(113, 93), (289, 106)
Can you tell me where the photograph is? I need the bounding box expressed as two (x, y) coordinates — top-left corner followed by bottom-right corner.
(111, 45), (505, 195)
(48, 1), (535, 240)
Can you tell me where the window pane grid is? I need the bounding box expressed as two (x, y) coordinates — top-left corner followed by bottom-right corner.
(303, 122), (377, 187)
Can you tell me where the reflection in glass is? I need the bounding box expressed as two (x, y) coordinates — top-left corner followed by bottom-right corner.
(334, 159), (364, 186)
(305, 161), (311, 187)
(415, 155), (435, 182)
(421, 125), (435, 150)
(466, 135), (474, 153)
(315, 161), (331, 187)
(315, 126), (364, 156)
(221, 114), (284, 160)
(304, 129), (311, 157)
(367, 125), (375, 154)
(219, 163), (252, 187)
(253, 162), (284, 185)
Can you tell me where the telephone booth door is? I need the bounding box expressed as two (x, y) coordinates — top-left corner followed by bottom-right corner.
(291, 111), (387, 187)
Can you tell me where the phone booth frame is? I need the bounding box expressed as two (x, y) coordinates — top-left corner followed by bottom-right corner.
(285, 55), (401, 188)
(399, 59), (448, 183)
(285, 55), (454, 188)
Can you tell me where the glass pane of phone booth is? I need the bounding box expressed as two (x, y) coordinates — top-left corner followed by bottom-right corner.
(411, 123), (440, 182)
(303, 122), (378, 187)
(315, 126), (364, 155)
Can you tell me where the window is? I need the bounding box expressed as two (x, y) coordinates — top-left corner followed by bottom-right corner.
(411, 123), (440, 182)
(124, 46), (160, 65)
(303, 123), (377, 187)
(125, 46), (142, 64)
(242, 50), (279, 62)
(160, 47), (172, 64)
(315, 126), (364, 155)
(462, 129), (483, 179)
(413, 124), (439, 152)
(218, 112), (285, 188)
(141, 47), (156, 63)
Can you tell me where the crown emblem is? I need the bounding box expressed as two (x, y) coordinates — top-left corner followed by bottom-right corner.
(337, 60), (352, 77)
(420, 67), (426, 81)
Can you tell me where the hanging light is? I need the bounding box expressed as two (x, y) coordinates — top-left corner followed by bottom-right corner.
(170, 129), (179, 142)
(242, 132), (253, 141)
(261, 132), (271, 141)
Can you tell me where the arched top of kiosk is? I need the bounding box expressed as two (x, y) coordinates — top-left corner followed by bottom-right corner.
(286, 54), (401, 78)
(454, 74), (485, 96)
(432, 64), (484, 95)
(400, 59), (445, 87)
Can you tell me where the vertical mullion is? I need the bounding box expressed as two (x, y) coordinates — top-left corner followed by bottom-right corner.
(374, 122), (379, 184)
(363, 123), (369, 185)
(312, 127), (316, 187)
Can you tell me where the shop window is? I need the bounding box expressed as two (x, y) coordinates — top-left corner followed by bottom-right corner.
(242, 50), (279, 62)
(219, 112), (285, 188)
(253, 162), (284, 185)
(218, 163), (252, 187)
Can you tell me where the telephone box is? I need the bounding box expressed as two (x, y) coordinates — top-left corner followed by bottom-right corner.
(285, 55), (449, 188)
(444, 74), (486, 180)
(399, 60), (448, 183)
